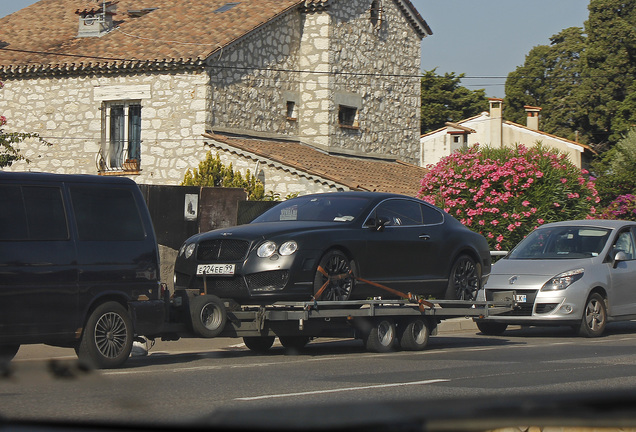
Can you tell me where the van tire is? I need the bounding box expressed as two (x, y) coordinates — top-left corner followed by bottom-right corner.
(190, 295), (227, 338)
(78, 301), (133, 369)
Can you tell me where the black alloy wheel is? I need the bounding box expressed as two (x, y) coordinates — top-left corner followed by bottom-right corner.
(313, 250), (355, 301)
(445, 255), (480, 301)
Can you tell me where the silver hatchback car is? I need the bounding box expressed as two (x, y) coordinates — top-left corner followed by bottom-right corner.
(476, 220), (636, 337)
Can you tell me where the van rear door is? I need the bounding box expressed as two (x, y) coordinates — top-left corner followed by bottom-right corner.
(0, 184), (79, 342)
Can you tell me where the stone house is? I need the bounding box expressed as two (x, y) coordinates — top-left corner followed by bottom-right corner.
(0, 0), (431, 196)
(420, 98), (595, 169)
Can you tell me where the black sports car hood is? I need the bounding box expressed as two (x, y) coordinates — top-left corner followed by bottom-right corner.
(187, 221), (353, 243)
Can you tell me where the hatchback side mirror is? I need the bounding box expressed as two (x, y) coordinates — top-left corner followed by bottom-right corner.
(613, 250), (628, 268)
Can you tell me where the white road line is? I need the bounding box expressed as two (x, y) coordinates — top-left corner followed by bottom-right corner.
(234, 379), (450, 401)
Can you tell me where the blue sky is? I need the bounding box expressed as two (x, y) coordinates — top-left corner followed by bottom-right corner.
(1, 0), (590, 97)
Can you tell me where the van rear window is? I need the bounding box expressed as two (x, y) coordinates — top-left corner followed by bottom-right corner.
(70, 186), (145, 241)
(0, 185), (68, 241)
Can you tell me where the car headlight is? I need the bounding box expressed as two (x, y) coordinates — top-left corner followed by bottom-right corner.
(257, 241), (277, 258)
(279, 241), (298, 256)
(541, 268), (584, 291)
(185, 243), (196, 259)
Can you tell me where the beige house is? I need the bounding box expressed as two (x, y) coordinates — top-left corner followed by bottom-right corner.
(420, 98), (594, 169)
(0, 0), (431, 196)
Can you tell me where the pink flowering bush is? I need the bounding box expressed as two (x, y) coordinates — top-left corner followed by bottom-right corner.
(419, 144), (599, 251)
(597, 194), (636, 221)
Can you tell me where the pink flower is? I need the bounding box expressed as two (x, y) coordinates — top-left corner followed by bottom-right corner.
(522, 200), (530, 207)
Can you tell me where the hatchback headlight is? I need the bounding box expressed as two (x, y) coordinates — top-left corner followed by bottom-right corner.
(541, 268), (584, 291)
(257, 241), (277, 258)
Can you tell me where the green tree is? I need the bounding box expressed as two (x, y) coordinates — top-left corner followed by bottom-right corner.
(590, 128), (636, 206)
(181, 151), (265, 200)
(580, 0), (636, 144)
(420, 69), (489, 134)
(505, 27), (588, 143)
(505, 1), (636, 147)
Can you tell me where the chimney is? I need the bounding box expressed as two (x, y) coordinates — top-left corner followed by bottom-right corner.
(489, 98), (503, 148)
(524, 106), (542, 131)
(76, 2), (117, 38)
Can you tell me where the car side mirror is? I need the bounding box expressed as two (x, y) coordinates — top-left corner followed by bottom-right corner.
(613, 250), (628, 268)
(375, 216), (390, 232)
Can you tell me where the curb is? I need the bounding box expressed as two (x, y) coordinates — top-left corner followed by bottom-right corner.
(437, 317), (478, 334)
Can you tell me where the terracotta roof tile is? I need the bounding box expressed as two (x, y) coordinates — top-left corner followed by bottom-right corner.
(204, 133), (428, 196)
(0, 0), (303, 70)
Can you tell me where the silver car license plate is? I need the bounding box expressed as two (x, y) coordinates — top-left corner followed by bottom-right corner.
(197, 264), (235, 276)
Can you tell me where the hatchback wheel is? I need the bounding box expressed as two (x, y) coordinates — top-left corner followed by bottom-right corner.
(578, 293), (607, 338)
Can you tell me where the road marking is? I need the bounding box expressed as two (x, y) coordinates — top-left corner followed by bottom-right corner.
(234, 379), (450, 401)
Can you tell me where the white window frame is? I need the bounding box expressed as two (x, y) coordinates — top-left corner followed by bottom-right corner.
(100, 100), (142, 172)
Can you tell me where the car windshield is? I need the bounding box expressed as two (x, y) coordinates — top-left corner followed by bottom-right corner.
(252, 195), (372, 223)
(508, 226), (611, 260)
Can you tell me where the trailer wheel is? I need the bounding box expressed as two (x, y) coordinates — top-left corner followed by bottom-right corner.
(244, 336), (275, 353)
(279, 336), (310, 350)
(190, 295), (227, 338)
(78, 301), (133, 369)
(398, 318), (430, 351)
(0, 344), (19, 364)
(364, 318), (396, 353)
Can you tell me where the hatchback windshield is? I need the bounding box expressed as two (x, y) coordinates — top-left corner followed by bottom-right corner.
(508, 226), (611, 260)
(253, 196), (371, 223)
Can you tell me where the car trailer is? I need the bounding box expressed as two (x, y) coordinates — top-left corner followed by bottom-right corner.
(152, 290), (515, 353)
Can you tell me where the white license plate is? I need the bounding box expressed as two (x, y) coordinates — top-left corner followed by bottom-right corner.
(514, 294), (527, 303)
(196, 264), (235, 276)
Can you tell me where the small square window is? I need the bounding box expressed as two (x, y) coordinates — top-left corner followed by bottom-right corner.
(286, 101), (297, 120)
(338, 105), (358, 128)
(214, 2), (240, 13)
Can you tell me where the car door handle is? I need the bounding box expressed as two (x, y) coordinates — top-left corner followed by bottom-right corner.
(419, 234), (431, 240)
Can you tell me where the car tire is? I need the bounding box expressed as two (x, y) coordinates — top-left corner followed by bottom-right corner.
(313, 250), (355, 301)
(445, 254), (480, 301)
(578, 293), (607, 338)
(476, 321), (508, 336)
(189, 295), (227, 338)
(78, 301), (133, 369)
(398, 318), (429, 351)
(279, 336), (310, 350)
(0, 344), (20, 364)
(243, 336), (275, 353)
(364, 318), (396, 353)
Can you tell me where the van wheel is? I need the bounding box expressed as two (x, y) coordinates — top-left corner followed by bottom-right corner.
(190, 295), (227, 338)
(78, 302), (133, 369)
(398, 318), (429, 351)
(0, 345), (20, 363)
(243, 336), (275, 353)
(578, 293), (607, 338)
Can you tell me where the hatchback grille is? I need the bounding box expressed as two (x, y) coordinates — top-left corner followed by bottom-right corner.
(486, 289), (537, 316)
(197, 239), (250, 261)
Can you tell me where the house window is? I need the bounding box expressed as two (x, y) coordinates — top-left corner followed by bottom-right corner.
(286, 101), (297, 120)
(370, 0), (382, 26)
(101, 101), (141, 172)
(338, 105), (358, 128)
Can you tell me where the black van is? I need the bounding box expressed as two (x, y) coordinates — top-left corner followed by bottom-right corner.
(0, 172), (165, 368)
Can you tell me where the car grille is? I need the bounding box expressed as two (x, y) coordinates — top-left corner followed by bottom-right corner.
(486, 289), (537, 316)
(197, 239), (250, 261)
(246, 270), (289, 292)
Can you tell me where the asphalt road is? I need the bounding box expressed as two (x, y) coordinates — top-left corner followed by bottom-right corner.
(4, 321), (636, 429)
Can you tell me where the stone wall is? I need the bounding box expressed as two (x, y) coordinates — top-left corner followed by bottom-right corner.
(1, 71), (211, 185)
